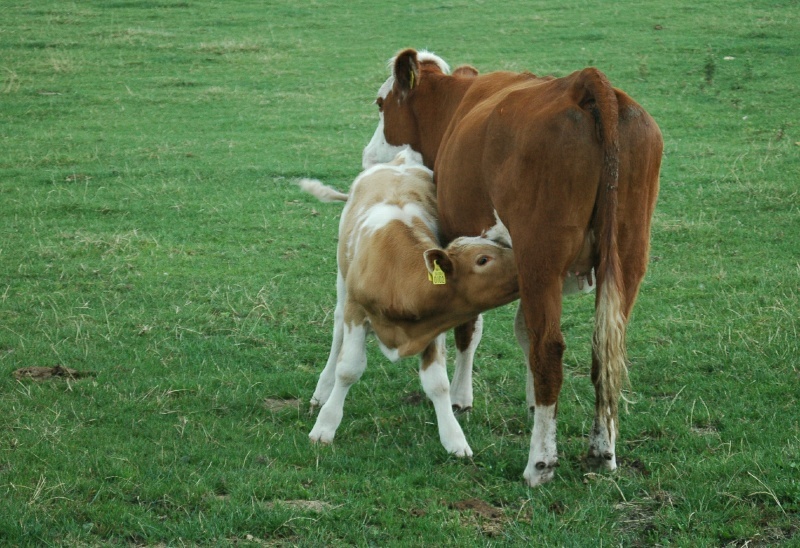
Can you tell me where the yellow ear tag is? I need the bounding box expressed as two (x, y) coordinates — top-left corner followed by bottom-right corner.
(428, 260), (446, 285)
(409, 69), (416, 90)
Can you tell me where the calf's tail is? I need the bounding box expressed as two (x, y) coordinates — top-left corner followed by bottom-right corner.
(298, 178), (349, 203)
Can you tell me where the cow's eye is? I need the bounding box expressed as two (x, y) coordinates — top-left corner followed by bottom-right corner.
(376, 97), (384, 111)
(476, 256), (491, 266)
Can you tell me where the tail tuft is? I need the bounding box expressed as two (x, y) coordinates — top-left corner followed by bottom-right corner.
(298, 178), (349, 203)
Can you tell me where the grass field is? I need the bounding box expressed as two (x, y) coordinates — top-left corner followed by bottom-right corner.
(1, 0), (798, 545)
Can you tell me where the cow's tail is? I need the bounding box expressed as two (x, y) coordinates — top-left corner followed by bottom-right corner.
(298, 178), (349, 203)
(580, 68), (628, 438)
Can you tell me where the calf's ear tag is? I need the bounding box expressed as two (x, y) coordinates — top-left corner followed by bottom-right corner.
(428, 260), (446, 285)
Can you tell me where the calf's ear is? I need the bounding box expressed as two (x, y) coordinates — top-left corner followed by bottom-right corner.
(423, 249), (454, 276)
(394, 49), (420, 98)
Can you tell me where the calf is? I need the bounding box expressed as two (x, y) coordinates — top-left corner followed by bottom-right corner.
(300, 148), (518, 457)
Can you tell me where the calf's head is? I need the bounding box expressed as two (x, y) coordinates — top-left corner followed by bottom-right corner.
(423, 232), (518, 315)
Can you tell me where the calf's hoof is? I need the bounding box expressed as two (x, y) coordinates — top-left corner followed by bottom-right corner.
(308, 427), (335, 445)
(451, 404), (472, 413)
(446, 442), (473, 458)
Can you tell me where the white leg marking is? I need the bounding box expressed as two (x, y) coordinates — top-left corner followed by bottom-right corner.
(420, 334), (472, 457)
(513, 306), (535, 410)
(588, 410), (618, 471)
(523, 404), (559, 487)
(310, 272), (347, 409)
(309, 321), (367, 444)
(450, 314), (483, 411)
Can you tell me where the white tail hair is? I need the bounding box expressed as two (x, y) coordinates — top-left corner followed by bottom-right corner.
(298, 178), (348, 203)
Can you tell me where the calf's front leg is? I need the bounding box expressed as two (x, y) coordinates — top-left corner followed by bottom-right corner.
(420, 334), (472, 457)
(450, 315), (483, 411)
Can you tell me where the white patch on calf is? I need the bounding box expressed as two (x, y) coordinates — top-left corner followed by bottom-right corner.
(419, 334), (472, 457)
(309, 321), (368, 444)
(310, 271), (348, 409)
(450, 314), (483, 411)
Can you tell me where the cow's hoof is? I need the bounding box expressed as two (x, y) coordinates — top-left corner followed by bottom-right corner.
(586, 450), (617, 472)
(451, 404), (472, 413)
(523, 460), (558, 487)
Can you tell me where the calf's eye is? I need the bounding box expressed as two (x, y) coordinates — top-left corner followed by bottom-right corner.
(476, 256), (491, 266)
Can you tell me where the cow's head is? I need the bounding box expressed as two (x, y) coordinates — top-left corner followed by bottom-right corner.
(362, 49), (451, 169)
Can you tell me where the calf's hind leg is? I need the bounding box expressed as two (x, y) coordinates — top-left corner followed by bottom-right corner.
(420, 334), (472, 457)
(310, 272), (347, 409)
(309, 320), (367, 444)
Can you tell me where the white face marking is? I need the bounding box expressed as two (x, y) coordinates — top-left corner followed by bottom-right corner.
(362, 51), (450, 169)
(362, 77), (407, 169)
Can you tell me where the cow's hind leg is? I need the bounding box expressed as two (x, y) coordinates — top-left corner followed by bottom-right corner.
(309, 320), (367, 444)
(450, 315), (483, 411)
(310, 272), (347, 409)
(420, 334), (472, 457)
(518, 278), (566, 488)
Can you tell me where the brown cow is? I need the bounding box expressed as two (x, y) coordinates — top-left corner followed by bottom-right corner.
(363, 50), (662, 486)
(301, 148), (519, 457)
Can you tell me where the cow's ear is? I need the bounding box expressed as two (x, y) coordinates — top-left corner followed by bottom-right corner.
(394, 49), (420, 97)
(424, 249), (454, 276)
(453, 65), (479, 78)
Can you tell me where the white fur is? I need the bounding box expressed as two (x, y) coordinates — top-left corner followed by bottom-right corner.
(419, 334), (472, 456)
(523, 404), (559, 487)
(309, 321), (368, 444)
(588, 413), (618, 471)
(450, 314), (483, 410)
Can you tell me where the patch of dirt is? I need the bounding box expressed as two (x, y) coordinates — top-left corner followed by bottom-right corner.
(449, 498), (507, 537)
(403, 391), (426, 406)
(13, 365), (96, 381)
(619, 456), (652, 477)
(262, 398), (301, 412)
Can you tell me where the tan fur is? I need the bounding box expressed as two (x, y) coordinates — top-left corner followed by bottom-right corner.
(303, 153), (519, 358)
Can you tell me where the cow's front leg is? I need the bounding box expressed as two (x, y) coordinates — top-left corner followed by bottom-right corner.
(309, 321), (367, 444)
(420, 334), (472, 457)
(450, 315), (483, 411)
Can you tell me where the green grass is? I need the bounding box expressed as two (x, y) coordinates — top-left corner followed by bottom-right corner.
(1, 0), (798, 545)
